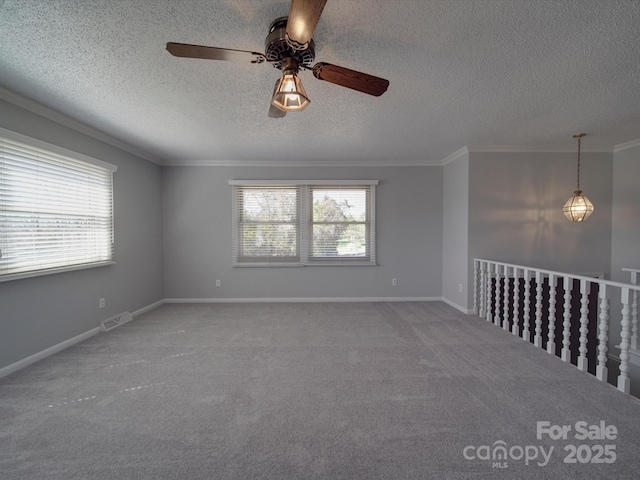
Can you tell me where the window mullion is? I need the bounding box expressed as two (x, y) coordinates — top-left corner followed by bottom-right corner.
(299, 185), (309, 264)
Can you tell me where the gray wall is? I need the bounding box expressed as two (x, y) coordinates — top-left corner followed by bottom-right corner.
(3, 90), (636, 385)
(610, 142), (640, 396)
(442, 153), (470, 311)
(162, 165), (443, 300)
(468, 151), (613, 276)
(0, 99), (164, 370)
(611, 143), (640, 282)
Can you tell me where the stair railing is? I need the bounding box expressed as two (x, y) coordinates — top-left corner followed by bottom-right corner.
(474, 259), (640, 394)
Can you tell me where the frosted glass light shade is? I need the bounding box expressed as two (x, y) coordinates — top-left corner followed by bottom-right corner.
(271, 73), (310, 111)
(563, 190), (594, 222)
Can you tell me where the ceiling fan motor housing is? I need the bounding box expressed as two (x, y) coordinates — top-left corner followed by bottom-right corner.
(265, 17), (315, 70)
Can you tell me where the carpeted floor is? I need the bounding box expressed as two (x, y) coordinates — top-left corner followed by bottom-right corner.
(1, 302), (639, 479)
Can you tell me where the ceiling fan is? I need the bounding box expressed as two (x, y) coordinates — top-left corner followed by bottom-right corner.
(166, 0), (389, 118)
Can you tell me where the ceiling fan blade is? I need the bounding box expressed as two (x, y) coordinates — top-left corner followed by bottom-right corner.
(268, 79), (286, 118)
(166, 42), (266, 64)
(312, 62), (389, 97)
(286, 0), (327, 51)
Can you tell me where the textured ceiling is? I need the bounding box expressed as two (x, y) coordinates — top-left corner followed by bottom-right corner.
(1, 0), (639, 165)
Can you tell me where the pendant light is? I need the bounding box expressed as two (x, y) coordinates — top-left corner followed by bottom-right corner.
(563, 133), (594, 222)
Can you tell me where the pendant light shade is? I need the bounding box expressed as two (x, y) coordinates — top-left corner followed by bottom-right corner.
(271, 57), (310, 112)
(271, 72), (310, 111)
(563, 190), (594, 222)
(563, 133), (594, 222)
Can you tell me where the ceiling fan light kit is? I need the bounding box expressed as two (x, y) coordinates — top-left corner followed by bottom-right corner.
(166, 0), (388, 117)
(271, 58), (310, 111)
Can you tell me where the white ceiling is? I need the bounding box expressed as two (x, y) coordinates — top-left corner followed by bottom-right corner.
(1, 0), (639, 166)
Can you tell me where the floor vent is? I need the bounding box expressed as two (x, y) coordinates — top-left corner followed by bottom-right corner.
(100, 312), (133, 332)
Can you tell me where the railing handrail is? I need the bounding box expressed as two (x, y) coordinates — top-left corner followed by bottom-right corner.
(622, 268), (639, 285)
(476, 258), (640, 293)
(474, 258), (639, 395)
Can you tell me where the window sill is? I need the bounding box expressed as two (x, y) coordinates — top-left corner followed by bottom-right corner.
(0, 261), (116, 283)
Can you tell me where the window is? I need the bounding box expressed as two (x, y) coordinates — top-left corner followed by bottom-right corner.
(231, 180), (377, 266)
(0, 129), (117, 281)
(234, 185), (300, 263)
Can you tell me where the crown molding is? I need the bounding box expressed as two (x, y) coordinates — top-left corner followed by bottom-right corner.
(163, 158), (444, 167)
(613, 138), (640, 153)
(0, 86), (164, 165)
(467, 145), (610, 154)
(440, 146), (469, 165)
(438, 144), (615, 164)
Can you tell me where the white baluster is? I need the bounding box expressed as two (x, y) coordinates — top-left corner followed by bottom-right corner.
(494, 265), (502, 327)
(630, 271), (638, 351)
(479, 261), (486, 318)
(577, 280), (590, 372)
(596, 285), (609, 383)
(632, 289), (638, 351)
(522, 269), (531, 342)
(561, 276), (572, 363)
(503, 266), (511, 331)
(534, 271), (543, 348)
(547, 274), (557, 355)
(474, 260), (479, 315)
(618, 288), (631, 394)
(486, 263), (493, 323)
(512, 267), (520, 336)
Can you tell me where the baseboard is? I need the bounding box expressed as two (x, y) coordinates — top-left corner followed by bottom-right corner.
(164, 296), (441, 303)
(440, 297), (474, 314)
(0, 327), (100, 380)
(0, 298), (165, 380)
(131, 299), (165, 317)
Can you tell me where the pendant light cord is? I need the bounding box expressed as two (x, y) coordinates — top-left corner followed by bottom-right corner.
(574, 133), (586, 191)
(576, 135), (581, 190)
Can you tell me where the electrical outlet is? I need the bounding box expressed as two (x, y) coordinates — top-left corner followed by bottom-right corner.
(458, 284), (463, 293)
(99, 298), (105, 309)
(215, 279), (221, 287)
(392, 278), (397, 286)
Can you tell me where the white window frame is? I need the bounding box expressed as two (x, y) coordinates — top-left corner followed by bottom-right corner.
(0, 128), (117, 282)
(230, 180), (377, 267)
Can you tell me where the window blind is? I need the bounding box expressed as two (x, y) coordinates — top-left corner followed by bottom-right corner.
(309, 185), (373, 263)
(0, 130), (116, 280)
(232, 185), (300, 264)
